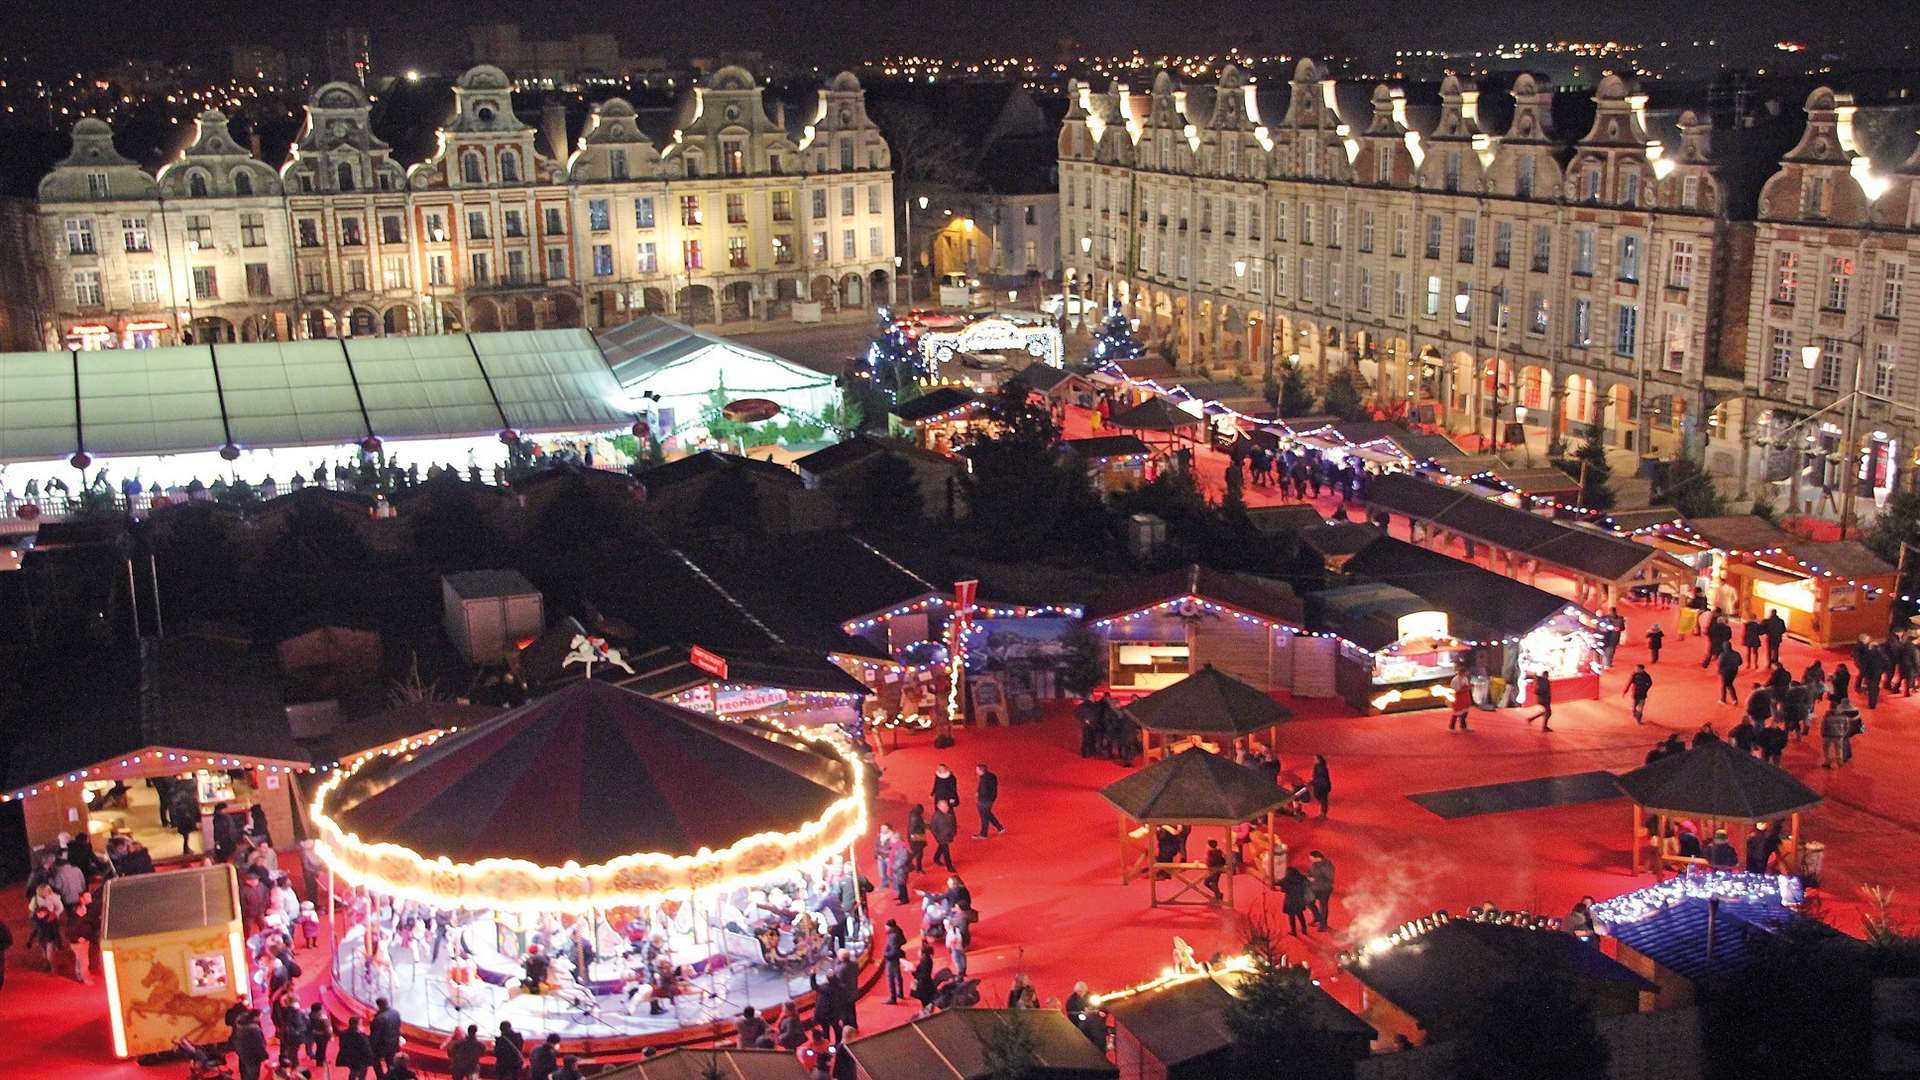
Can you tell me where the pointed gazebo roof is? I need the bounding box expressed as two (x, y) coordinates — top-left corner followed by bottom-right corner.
(322, 679), (854, 866)
(1099, 747), (1292, 825)
(1111, 395), (1204, 433)
(1614, 741), (1823, 821)
(1124, 664), (1295, 739)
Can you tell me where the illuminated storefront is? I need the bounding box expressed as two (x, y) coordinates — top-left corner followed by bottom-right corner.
(1647, 516), (1897, 648)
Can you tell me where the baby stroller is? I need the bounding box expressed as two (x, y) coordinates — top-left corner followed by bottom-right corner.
(175, 1039), (235, 1080)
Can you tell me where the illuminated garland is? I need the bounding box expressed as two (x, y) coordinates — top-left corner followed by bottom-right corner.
(1, 750), (311, 805)
(840, 595), (1083, 634)
(1656, 522), (1907, 603)
(1338, 905), (1564, 968)
(1587, 872), (1803, 927)
(1091, 592), (1605, 654)
(308, 720), (870, 915)
(1088, 951), (1257, 1007)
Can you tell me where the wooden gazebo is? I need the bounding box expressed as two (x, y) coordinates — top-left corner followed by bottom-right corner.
(1616, 741), (1824, 876)
(1100, 748), (1292, 908)
(1110, 395), (1206, 454)
(1125, 664), (1295, 762)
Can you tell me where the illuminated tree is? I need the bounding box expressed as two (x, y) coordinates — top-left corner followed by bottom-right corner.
(1087, 303), (1145, 365)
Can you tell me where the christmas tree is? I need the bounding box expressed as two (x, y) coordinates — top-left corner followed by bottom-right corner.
(862, 323), (930, 403)
(1087, 303), (1145, 366)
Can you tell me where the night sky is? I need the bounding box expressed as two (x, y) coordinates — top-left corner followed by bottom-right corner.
(16, 0), (1919, 69)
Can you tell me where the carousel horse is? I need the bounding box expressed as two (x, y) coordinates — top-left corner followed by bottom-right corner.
(444, 955), (483, 1009)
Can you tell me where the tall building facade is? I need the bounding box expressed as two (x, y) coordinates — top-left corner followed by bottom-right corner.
(12, 65), (894, 351)
(1059, 60), (1742, 460)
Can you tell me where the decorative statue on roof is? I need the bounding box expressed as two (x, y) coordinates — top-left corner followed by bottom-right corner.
(1087, 302), (1144, 367)
(563, 633), (635, 679)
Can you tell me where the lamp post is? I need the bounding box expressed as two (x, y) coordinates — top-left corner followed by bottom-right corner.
(1074, 234), (1093, 336)
(1231, 254), (1277, 396)
(1799, 334), (1875, 531)
(903, 194), (928, 306)
(1455, 287), (1508, 451)
(184, 239), (201, 343)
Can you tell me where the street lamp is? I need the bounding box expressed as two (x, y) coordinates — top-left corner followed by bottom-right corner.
(903, 193), (930, 307)
(1798, 335), (1875, 530)
(1232, 254), (1277, 396)
(1455, 287), (1510, 450)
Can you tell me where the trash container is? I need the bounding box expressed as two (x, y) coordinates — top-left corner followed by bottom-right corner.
(1800, 840), (1827, 886)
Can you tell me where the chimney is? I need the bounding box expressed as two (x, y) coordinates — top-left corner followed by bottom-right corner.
(248, 131), (263, 161)
(541, 100), (568, 161)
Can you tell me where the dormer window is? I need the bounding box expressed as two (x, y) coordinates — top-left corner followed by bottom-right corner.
(234, 172), (254, 196)
(1803, 174), (1828, 219)
(461, 152), (483, 185)
(1515, 155), (1535, 198)
(500, 151), (520, 184)
(610, 149), (629, 180)
(188, 172), (210, 198)
(337, 162), (356, 192)
(1619, 169), (1641, 207)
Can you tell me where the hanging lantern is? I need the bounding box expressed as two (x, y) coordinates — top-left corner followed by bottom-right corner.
(631, 419), (651, 441)
(69, 451), (91, 471)
(360, 436), (383, 454)
(498, 428), (520, 446)
(219, 443), (241, 462)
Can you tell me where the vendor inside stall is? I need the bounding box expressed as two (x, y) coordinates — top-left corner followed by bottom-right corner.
(1310, 584), (1472, 714)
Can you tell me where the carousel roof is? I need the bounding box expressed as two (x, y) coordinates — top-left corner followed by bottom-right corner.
(1123, 664), (1295, 738)
(320, 679), (853, 866)
(1614, 741), (1824, 821)
(1099, 747), (1292, 825)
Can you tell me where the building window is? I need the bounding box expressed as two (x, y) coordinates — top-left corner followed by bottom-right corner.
(869, 226), (882, 256)
(499, 151), (520, 184)
(1883, 263), (1907, 319)
(340, 216), (364, 246)
(86, 172), (110, 198)
(244, 263), (271, 298)
(1358, 209), (1374, 252)
(505, 250), (527, 285)
(1531, 226), (1551, 273)
(683, 239), (703, 270)
(425, 213), (447, 242)
(773, 235), (793, 265)
(1571, 298), (1592, 346)
(1423, 274), (1441, 318)
(381, 215), (404, 244)
(1816, 339), (1843, 389)
(812, 232), (828, 262)
(302, 264), (326, 293)
(1573, 228), (1595, 276)
(593, 244), (614, 277)
(1529, 291), (1548, 335)
(1515, 155), (1535, 199)
(192, 266), (218, 300)
(470, 252), (490, 284)
(1668, 240), (1694, 290)
(1767, 327), (1793, 380)
(839, 140), (854, 171)
(1614, 304), (1639, 356)
(346, 260), (368, 292)
(870, 186), (884, 215)
(636, 242), (657, 273)
(1300, 204), (1315, 245)
(1493, 220), (1512, 268)
(1488, 284), (1507, 328)
(548, 247), (568, 281)
(1875, 343), (1898, 397)
(634, 198), (655, 228)
(811, 190), (827, 219)
(681, 196), (702, 227)
(64, 217), (96, 255)
(72, 270), (102, 307)
(185, 215), (213, 249)
(120, 216), (151, 253)
(728, 235), (749, 269)
(589, 199), (611, 231)
(1327, 260), (1343, 306)
(843, 229), (856, 259)
(726, 194), (747, 225)
(1390, 271), (1408, 317)
(1328, 206), (1344, 249)
(1663, 310), (1688, 371)
(1424, 214), (1441, 260)
(1617, 235), (1641, 283)
(1391, 212), (1406, 257)
(187, 172), (210, 198)
(1681, 175), (1700, 209)
(1357, 268), (1373, 311)
(502, 210), (525, 239)
(462, 153), (483, 185)
(723, 139), (746, 177)
(381, 255), (407, 289)
(129, 268), (158, 304)
(1301, 257), (1317, 303)
(1273, 202), (1287, 242)
(1581, 166), (1602, 204)
(1826, 256), (1853, 311)
(1272, 254), (1288, 296)
(610, 149), (629, 180)
(543, 207), (565, 236)
(841, 187), (856, 217)
(772, 192), (793, 222)
(1803, 175), (1827, 219)
(1457, 217), (1476, 263)
(1774, 251), (1800, 303)
(1375, 149), (1393, 184)
(1443, 149), (1461, 192)
(428, 255), (449, 286)
(467, 211), (489, 241)
(1620, 169), (1642, 207)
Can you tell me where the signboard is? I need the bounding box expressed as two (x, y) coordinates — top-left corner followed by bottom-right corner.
(714, 686), (790, 715)
(920, 318), (1064, 366)
(1830, 584), (1857, 613)
(690, 645), (729, 679)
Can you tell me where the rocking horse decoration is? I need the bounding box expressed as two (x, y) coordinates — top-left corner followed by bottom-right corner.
(563, 634), (636, 680)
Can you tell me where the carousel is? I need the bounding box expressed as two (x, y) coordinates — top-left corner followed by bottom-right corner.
(308, 679), (871, 1055)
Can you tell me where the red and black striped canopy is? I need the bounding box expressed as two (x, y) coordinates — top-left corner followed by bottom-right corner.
(321, 680), (852, 866)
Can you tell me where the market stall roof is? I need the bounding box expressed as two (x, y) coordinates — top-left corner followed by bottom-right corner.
(0, 331), (635, 463)
(1062, 434), (1154, 460)
(1298, 521), (1384, 564)
(321, 679), (852, 866)
(595, 315), (835, 397)
(1606, 507), (1683, 533)
(1009, 362), (1092, 395)
(1593, 874), (1826, 984)
(1363, 473), (1671, 584)
(1309, 582), (1469, 651)
(1305, 421), (1466, 462)
(1244, 504), (1328, 535)
(635, 449), (801, 494)
(597, 1048), (808, 1080)
(1672, 515), (1798, 553)
(101, 863), (237, 941)
(845, 1009), (1118, 1080)
(1086, 563), (1305, 627)
(1100, 747), (1293, 825)
(1614, 741), (1824, 821)
(614, 644), (870, 698)
(1124, 664), (1294, 738)
(1111, 395), (1204, 432)
(1472, 465), (1582, 496)
(1341, 537), (1580, 637)
(891, 386), (980, 425)
(1781, 540), (1897, 578)
(1105, 972), (1373, 1068)
(1342, 921), (1654, 1037)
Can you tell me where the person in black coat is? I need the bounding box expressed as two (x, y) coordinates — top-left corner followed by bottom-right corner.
(881, 919), (907, 1004)
(973, 764), (1005, 839)
(1279, 865), (1313, 935)
(529, 1033), (562, 1080)
(930, 765), (960, 809)
(1741, 618), (1763, 667)
(231, 1010), (270, 1080)
(334, 1016), (376, 1080)
(1716, 645), (1742, 704)
(905, 805), (928, 873)
(928, 801), (958, 872)
(1761, 610), (1787, 664)
(910, 948), (937, 1010)
(1854, 636), (1884, 708)
(1833, 662), (1853, 704)
(1704, 615), (1733, 667)
(1310, 756), (1331, 819)
(1525, 672), (1554, 732)
(369, 997), (403, 1073)
(494, 1022), (526, 1080)
(305, 1003), (330, 1072)
(445, 1023), (486, 1080)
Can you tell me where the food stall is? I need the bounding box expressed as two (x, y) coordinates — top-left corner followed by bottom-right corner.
(1646, 516), (1898, 647)
(1310, 583), (1471, 714)
(100, 864), (249, 1059)
(889, 387), (985, 455)
(1063, 435), (1157, 495)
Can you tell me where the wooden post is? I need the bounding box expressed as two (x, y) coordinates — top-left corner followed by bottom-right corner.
(1119, 814), (1130, 885)
(1631, 803), (1641, 875)
(1225, 824), (1236, 909)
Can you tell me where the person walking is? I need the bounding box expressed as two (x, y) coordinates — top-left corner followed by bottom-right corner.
(1761, 609), (1788, 665)
(493, 1022), (526, 1080)
(1201, 840), (1228, 904)
(1624, 664), (1653, 723)
(874, 825), (897, 894)
(928, 800), (958, 873)
(1309, 756), (1331, 819)
(26, 882), (63, 973)
(1716, 643), (1742, 705)
(1703, 613), (1733, 668)
(1526, 671), (1554, 731)
(305, 1002), (330, 1075)
(369, 997), (403, 1075)
(1821, 697), (1856, 768)
(1307, 851), (1335, 930)
(1601, 607), (1624, 667)
(1741, 617), (1763, 668)
(973, 764), (1006, 839)
(881, 919), (907, 1004)
(1646, 623), (1664, 664)
(1448, 668), (1472, 731)
(889, 834), (913, 905)
(930, 764), (960, 809)
(905, 805), (928, 874)
(445, 1024), (485, 1080)
(334, 1017), (376, 1080)
(529, 1033), (562, 1080)
(1854, 635), (1884, 709)
(1279, 864), (1313, 935)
